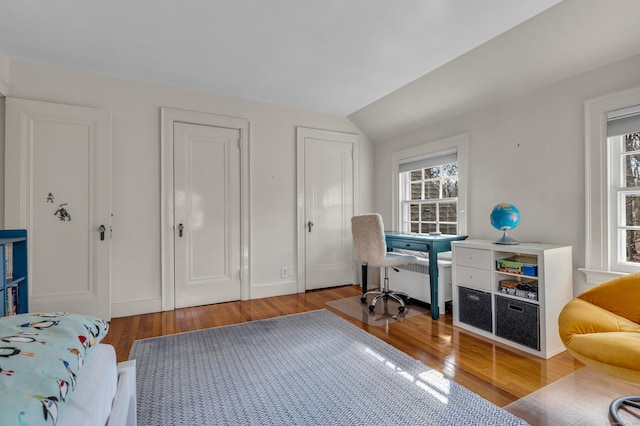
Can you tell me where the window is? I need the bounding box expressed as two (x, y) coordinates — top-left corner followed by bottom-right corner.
(608, 110), (640, 273)
(399, 153), (458, 234)
(584, 88), (640, 284)
(391, 133), (468, 236)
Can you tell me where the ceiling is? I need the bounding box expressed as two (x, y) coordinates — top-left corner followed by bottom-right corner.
(0, 0), (561, 116)
(350, 0), (640, 141)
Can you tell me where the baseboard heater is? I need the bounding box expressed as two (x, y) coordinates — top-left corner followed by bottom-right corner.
(382, 258), (452, 315)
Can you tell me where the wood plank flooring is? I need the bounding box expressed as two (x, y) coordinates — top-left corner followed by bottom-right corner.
(102, 284), (583, 409)
(506, 366), (640, 425)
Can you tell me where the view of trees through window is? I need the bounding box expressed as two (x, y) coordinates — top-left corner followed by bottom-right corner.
(401, 162), (458, 234)
(624, 132), (640, 263)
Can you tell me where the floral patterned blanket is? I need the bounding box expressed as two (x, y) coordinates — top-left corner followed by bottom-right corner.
(0, 312), (108, 426)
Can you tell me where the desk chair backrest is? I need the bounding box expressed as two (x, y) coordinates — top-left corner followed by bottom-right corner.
(351, 214), (387, 266)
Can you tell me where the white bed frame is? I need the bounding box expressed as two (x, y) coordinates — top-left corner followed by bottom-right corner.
(107, 360), (137, 426)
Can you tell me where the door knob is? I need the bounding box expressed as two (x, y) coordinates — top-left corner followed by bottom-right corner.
(98, 224), (106, 241)
(178, 223), (184, 237)
(308, 221), (314, 232)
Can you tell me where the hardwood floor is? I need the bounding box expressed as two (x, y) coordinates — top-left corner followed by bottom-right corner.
(102, 284), (583, 408)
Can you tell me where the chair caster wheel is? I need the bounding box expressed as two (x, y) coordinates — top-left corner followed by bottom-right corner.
(368, 305), (375, 312)
(360, 297), (367, 304)
(398, 306), (405, 313)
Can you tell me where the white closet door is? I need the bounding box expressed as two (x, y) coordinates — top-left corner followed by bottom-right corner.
(300, 128), (357, 290)
(173, 122), (241, 308)
(5, 98), (112, 320)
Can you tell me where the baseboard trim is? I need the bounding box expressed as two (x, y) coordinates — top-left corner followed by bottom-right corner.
(112, 297), (162, 318)
(249, 281), (298, 300)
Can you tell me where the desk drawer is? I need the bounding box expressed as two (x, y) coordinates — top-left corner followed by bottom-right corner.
(386, 239), (429, 252)
(455, 247), (490, 269)
(455, 265), (492, 291)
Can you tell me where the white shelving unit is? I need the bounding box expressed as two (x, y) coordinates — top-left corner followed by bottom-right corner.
(0, 230), (28, 318)
(451, 239), (572, 359)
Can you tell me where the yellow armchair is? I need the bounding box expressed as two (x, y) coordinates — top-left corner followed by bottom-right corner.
(558, 272), (640, 424)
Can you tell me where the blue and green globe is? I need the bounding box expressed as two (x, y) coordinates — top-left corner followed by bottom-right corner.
(490, 203), (521, 231)
(490, 203), (520, 244)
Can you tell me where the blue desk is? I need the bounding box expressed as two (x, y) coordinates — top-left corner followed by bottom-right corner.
(384, 232), (468, 320)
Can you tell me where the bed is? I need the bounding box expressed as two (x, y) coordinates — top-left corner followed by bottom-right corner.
(0, 312), (136, 426)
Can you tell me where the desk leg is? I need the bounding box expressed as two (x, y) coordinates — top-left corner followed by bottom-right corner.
(428, 250), (439, 320)
(361, 264), (368, 295)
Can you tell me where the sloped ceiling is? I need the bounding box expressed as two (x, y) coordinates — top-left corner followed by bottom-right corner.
(0, 0), (559, 116)
(2, 1), (639, 143)
(349, 0), (640, 142)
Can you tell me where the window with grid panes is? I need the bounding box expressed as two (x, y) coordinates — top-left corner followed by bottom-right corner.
(400, 161), (458, 235)
(609, 130), (640, 271)
(584, 93), (640, 282)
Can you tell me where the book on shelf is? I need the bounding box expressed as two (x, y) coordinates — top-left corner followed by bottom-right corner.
(6, 286), (17, 316)
(5, 243), (12, 280)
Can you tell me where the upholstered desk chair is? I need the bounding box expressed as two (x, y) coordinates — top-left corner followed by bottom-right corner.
(351, 214), (417, 313)
(558, 272), (640, 425)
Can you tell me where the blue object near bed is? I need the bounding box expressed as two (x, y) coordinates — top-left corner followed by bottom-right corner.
(0, 312), (108, 425)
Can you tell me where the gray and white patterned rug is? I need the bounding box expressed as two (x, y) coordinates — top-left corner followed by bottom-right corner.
(129, 309), (527, 425)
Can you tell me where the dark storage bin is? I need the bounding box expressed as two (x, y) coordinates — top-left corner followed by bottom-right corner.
(495, 295), (540, 350)
(458, 286), (492, 332)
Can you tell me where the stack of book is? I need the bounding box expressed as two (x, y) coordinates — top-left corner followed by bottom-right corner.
(4, 243), (15, 316)
(5, 242), (12, 280)
(5, 286), (18, 316)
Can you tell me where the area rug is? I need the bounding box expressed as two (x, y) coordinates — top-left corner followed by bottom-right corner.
(326, 295), (429, 326)
(129, 309), (527, 425)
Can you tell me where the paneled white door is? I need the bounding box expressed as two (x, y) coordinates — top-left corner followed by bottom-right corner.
(299, 128), (357, 290)
(4, 98), (112, 319)
(173, 122), (241, 308)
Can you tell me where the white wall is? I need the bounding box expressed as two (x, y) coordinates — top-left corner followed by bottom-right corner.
(0, 52), (10, 95)
(374, 52), (640, 296)
(5, 59), (373, 317)
(0, 53), (8, 226)
(0, 97), (4, 226)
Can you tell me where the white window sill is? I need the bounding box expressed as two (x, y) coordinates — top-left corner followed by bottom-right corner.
(577, 268), (626, 286)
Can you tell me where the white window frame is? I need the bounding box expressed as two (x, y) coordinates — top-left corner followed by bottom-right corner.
(583, 86), (640, 284)
(608, 134), (640, 273)
(399, 161), (459, 234)
(391, 133), (468, 235)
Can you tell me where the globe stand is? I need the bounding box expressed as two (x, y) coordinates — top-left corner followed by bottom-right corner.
(496, 229), (519, 245)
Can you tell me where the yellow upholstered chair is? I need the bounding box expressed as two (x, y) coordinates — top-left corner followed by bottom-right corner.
(558, 272), (640, 425)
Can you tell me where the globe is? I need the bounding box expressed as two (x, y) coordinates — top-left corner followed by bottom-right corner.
(490, 203), (520, 244)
